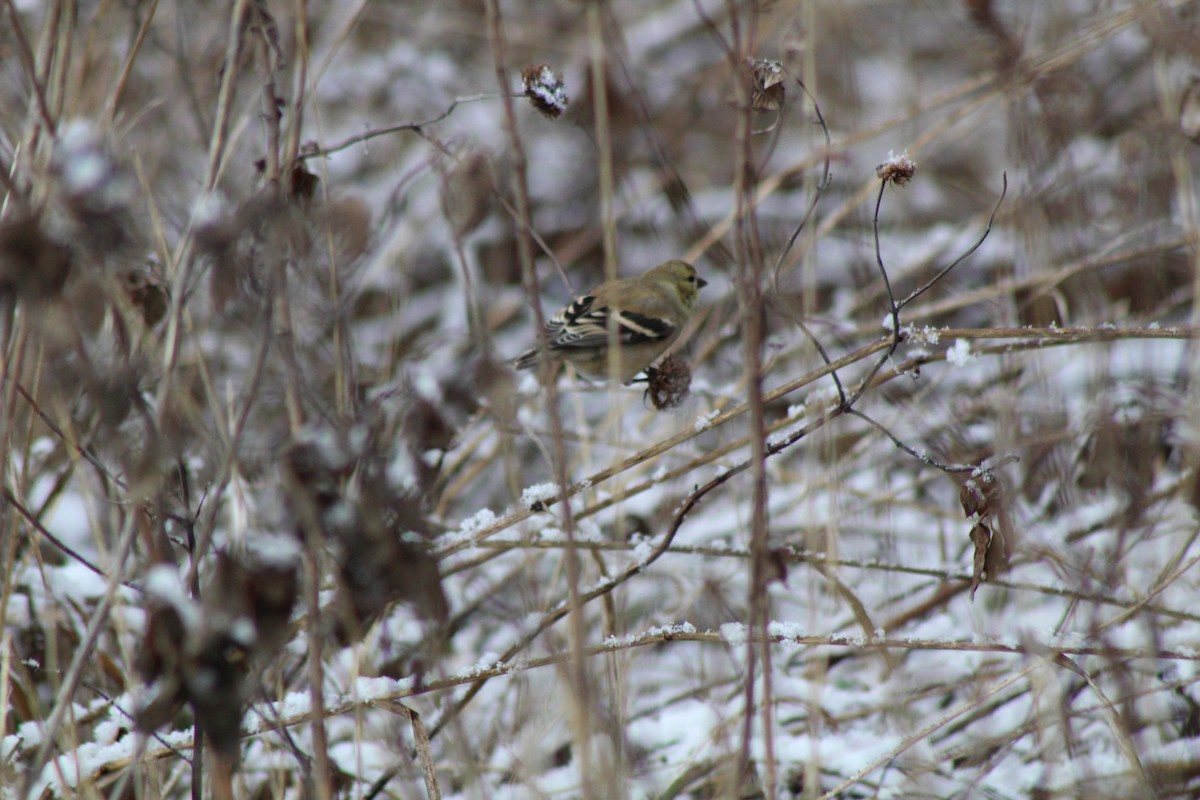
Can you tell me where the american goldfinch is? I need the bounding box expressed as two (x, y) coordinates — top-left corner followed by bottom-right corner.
(514, 260), (707, 383)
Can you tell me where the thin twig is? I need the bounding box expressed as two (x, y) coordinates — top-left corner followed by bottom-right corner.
(898, 173), (1008, 309)
(4, 0), (57, 136)
(8, 379), (126, 489)
(771, 79), (832, 282)
(298, 94), (512, 161)
(767, 79), (845, 406)
(19, 514), (140, 799)
(103, 0), (160, 125)
(1, 486), (141, 591)
(73, 620), (1200, 788)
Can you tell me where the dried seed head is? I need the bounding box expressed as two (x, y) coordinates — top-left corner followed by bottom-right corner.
(876, 150), (917, 186)
(0, 215), (71, 302)
(522, 63), (569, 119)
(645, 352), (692, 411)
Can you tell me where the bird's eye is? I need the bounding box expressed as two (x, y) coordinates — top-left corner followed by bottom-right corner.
(688, 276), (696, 283)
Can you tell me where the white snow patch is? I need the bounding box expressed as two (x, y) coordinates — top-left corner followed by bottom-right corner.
(720, 622), (747, 646)
(522, 482), (559, 507)
(946, 338), (975, 366)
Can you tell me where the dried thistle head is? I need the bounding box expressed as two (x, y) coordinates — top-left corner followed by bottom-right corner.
(522, 63), (569, 119)
(645, 352), (692, 411)
(0, 214), (72, 302)
(876, 150), (917, 186)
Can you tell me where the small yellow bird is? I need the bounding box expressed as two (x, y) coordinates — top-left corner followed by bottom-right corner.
(514, 260), (707, 383)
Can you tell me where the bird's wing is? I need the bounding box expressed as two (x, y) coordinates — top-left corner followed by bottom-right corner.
(547, 295), (676, 350)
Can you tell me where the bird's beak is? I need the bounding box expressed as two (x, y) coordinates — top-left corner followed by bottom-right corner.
(697, 277), (708, 288)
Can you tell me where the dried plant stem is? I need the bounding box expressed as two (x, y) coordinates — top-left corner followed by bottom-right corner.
(587, 3), (618, 283)
(205, 0), (253, 190)
(103, 0), (160, 125)
(252, 0), (284, 187)
(481, 0), (593, 795)
(853, 232), (1191, 332)
(1, 487), (135, 588)
(817, 665), (1039, 800)
(453, 537), (1200, 625)
(299, 94), (511, 161)
(20, 514), (139, 799)
(282, 0), (309, 174)
(90, 627), (1200, 781)
(441, 322), (1200, 557)
(721, 5), (779, 793)
(304, 548), (334, 800)
(4, 0), (57, 138)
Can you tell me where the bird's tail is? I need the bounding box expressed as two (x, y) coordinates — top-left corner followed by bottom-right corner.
(513, 350), (538, 370)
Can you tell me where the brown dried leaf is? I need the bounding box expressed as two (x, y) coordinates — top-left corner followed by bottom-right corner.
(959, 479), (986, 518)
(290, 160), (319, 201)
(750, 59), (786, 112)
(970, 521), (992, 601)
(5, 670), (36, 723)
(120, 268), (169, 328)
(984, 491), (1016, 579)
(765, 547), (789, 587)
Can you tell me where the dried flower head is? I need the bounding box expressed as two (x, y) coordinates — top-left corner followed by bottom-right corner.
(876, 150), (917, 186)
(0, 214), (72, 302)
(522, 63), (569, 119)
(645, 352), (692, 410)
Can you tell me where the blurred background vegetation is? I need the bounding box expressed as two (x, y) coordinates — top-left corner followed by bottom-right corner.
(3, 1), (1200, 798)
